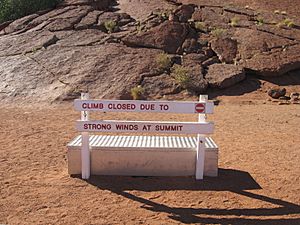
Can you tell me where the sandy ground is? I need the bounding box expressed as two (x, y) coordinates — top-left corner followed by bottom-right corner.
(0, 98), (299, 225)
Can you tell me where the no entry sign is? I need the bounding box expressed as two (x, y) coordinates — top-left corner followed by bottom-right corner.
(195, 103), (205, 113)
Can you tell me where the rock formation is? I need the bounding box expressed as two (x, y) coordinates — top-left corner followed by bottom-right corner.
(0, 0), (299, 103)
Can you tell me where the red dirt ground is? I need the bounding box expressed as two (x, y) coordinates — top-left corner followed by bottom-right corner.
(0, 97), (299, 224)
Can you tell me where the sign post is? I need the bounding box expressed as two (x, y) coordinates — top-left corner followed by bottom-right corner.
(195, 95), (208, 180)
(81, 93), (90, 179)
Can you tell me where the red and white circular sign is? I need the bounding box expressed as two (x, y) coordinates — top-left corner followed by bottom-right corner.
(195, 103), (205, 113)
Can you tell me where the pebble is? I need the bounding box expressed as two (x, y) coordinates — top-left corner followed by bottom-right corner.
(268, 87), (286, 99)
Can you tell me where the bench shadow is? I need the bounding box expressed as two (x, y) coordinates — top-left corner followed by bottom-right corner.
(86, 168), (261, 192)
(82, 169), (300, 224)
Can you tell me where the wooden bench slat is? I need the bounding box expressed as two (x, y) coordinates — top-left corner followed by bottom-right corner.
(67, 135), (218, 150)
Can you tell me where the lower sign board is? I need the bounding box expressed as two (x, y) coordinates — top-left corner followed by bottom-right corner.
(76, 120), (214, 134)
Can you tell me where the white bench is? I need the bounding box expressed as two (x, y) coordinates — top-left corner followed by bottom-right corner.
(67, 93), (218, 180)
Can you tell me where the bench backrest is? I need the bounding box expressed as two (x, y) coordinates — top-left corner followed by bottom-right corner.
(74, 93), (215, 180)
(74, 94), (214, 135)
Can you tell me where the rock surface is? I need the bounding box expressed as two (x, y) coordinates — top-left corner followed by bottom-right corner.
(182, 56), (208, 93)
(0, 0), (299, 103)
(211, 38), (238, 63)
(142, 74), (180, 98)
(206, 64), (246, 89)
(241, 44), (300, 76)
(1, 42), (163, 103)
(174, 4), (195, 22)
(123, 21), (192, 54)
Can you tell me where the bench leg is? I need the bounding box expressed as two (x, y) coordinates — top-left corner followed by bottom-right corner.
(196, 95), (207, 180)
(196, 136), (205, 180)
(81, 132), (90, 179)
(81, 93), (90, 179)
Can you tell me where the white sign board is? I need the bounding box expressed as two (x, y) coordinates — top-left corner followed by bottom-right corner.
(76, 120), (214, 134)
(74, 99), (214, 114)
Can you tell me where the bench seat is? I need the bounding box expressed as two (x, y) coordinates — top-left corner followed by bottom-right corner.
(67, 135), (218, 177)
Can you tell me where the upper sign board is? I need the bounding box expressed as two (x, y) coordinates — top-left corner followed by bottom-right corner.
(74, 99), (214, 114)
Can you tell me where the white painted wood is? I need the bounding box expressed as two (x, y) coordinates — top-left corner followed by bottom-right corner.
(81, 93), (90, 180)
(68, 93), (219, 180)
(196, 95), (208, 180)
(199, 95), (208, 123)
(74, 99), (214, 114)
(67, 135), (218, 177)
(67, 135), (218, 150)
(76, 120), (214, 134)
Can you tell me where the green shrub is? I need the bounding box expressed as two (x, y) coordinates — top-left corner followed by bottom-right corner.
(210, 28), (226, 38)
(256, 17), (264, 26)
(230, 17), (239, 27)
(198, 39), (208, 46)
(130, 85), (145, 100)
(136, 21), (143, 33)
(171, 65), (190, 89)
(104, 20), (117, 33)
(276, 18), (295, 28)
(0, 0), (62, 23)
(153, 9), (172, 20)
(283, 18), (295, 27)
(194, 21), (206, 31)
(155, 53), (172, 72)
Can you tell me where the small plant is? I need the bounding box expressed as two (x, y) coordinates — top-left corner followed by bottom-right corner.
(210, 28), (226, 38)
(194, 21), (206, 31)
(131, 85), (145, 100)
(31, 47), (40, 53)
(104, 20), (117, 33)
(286, 21), (294, 28)
(230, 17), (239, 27)
(277, 18), (295, 28)
(256, 17), (264, 26)
(283, 18), (295, 27)
(171, 65), (191, 89)
(153, 9), (172, 20)
(136, 22), (143, 33)
(156, 53), (172, 72)
(198, 39), (208, 46)
(233, 58), (238, 66)
(161, 12), (168, 20)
